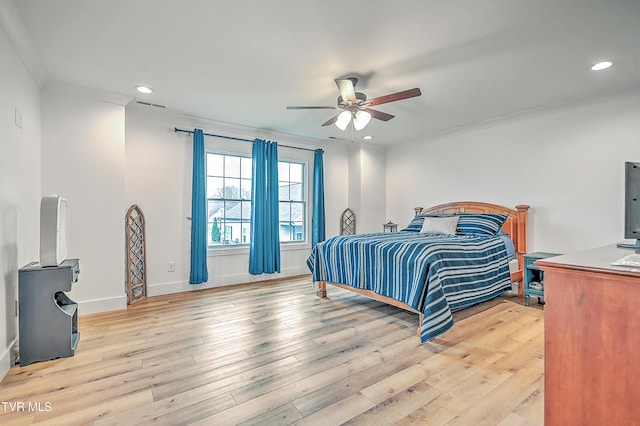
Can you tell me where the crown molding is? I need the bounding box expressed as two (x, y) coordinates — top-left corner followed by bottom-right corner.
(43, 81), (134, 107)
(0, 1), (47, 87)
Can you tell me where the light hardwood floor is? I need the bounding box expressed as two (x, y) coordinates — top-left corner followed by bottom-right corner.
(0, 276), (544, 425)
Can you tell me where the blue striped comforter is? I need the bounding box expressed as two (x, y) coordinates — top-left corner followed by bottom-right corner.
(307, 231), (511, 342)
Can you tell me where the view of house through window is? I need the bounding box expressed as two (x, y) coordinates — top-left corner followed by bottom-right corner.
(206, 152), (306, 246)
(278, 161), (305, 242)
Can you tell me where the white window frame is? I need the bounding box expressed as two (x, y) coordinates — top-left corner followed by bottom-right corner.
(278, 160), (307, 245)
(206, 150), (308, 250)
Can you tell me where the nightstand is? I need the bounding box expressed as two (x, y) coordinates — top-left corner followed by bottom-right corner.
(523, 252), (560, 307)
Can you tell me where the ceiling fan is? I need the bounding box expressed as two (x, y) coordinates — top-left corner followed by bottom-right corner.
(286, 78), (422, 131)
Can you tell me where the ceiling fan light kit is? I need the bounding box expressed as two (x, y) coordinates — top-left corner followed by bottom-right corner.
(335, 111), (352, 130)
(287, 77), (421, 133)
(353, 110), (372, 130)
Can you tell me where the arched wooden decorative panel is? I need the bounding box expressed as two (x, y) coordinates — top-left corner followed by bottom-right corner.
(340, 208), (356, 235)
(125, 204), (147, 305)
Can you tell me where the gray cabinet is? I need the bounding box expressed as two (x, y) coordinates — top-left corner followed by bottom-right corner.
(18, 259), (80, 366)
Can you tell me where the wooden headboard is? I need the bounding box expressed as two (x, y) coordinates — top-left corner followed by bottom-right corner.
(415, 202), (530, 278)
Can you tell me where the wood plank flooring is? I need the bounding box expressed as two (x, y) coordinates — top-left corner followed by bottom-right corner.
(0, 276), (544, 425)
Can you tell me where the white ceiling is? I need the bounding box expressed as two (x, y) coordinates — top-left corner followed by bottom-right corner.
(5, 0), (640, 146)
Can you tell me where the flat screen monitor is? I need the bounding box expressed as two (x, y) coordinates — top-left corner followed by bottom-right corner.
(619, 162), (640, 250)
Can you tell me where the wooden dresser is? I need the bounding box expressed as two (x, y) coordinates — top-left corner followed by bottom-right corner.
(537, 244), (640, 425)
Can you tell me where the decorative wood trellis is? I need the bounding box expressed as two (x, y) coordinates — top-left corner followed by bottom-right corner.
(340, 208), (356, 235)
(125, 204), (147, 305)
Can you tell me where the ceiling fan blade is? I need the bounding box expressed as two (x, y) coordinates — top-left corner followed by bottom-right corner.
(336, 79), (357, 103)
(286, 106), (338, 110)
(367, 88), (422, 106)
(321, 113), (342, 127)
(364, 108), (395, 121)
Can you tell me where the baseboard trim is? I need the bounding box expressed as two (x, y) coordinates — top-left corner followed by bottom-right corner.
(148, 268), (311, 297)
(77, 269), (309, 313)
(0, 337), (18, 383)
(78, 295), (127, 315)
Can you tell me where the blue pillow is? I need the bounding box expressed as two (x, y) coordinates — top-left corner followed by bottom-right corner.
(496, 229), (516, 259)
(401, 214), (454, 232)
(401, 216), (425, 232)
(456, 213), (508, 236)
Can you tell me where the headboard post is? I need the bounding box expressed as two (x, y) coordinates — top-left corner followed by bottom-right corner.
(515, 205), (530, 293)
(515, 205), (529, 255)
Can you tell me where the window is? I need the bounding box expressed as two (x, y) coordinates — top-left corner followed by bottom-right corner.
(206, 153), (252, 246)
(278, 161), (306, 243)
(206, 152), (306, 247)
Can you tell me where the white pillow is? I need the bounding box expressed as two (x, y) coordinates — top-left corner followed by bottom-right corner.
(420, 216), (460, 235)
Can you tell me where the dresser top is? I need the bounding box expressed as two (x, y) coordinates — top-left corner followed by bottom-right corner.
(536, 244), (640, 278)
(19, 258), (79, 272)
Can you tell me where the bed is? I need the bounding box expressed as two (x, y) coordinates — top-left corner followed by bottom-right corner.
(307, 202), (529, 342)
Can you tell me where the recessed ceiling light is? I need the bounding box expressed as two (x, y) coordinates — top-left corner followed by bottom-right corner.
(590, 61), (613, 71)
(134, 85), (154, 94)
(363, 135), (373, 140)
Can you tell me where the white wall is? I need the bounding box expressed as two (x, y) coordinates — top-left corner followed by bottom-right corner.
(0, 22), (41, 378)
(125, 105), (351, 296)
(41, 85), (129, 314)
(359, 146), (387, 233)
(347, 145), (388, 234)
(386, 90), (640, 254)
(348, 147), (362, 221)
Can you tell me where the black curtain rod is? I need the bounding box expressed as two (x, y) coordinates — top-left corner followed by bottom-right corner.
(174, 127), (318, 153)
